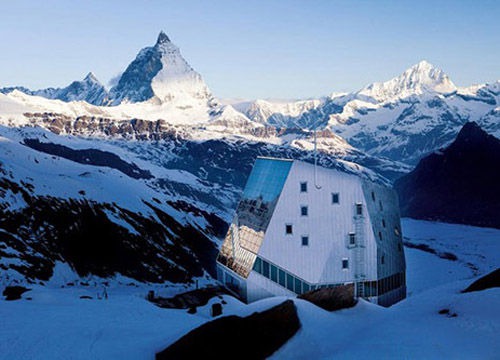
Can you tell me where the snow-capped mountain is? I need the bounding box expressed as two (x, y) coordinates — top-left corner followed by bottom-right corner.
(357, 60), (457, 102)
(109, 31), (216, 108)
(240, 61), (499, 164)
(0, 73), (108, 106)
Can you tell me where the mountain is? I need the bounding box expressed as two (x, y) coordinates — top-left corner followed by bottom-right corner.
(394, 122), (500, 229)
(0, 73), (108, 106)
(241, 61), (499, 165)
(109, 31), (216, 108)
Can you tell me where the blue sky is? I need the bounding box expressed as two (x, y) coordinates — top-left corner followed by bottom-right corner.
(0, 0), (498, 99)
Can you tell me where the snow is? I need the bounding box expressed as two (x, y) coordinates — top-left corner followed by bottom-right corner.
(0, 219), (498, 359)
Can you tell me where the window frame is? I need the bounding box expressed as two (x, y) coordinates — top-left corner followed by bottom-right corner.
(285, 223), (293, 235)
(332, 192), (340, 204)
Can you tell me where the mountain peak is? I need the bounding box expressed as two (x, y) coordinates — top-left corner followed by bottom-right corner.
(156, 31), (171, 45)
(83, 72), (99, 83)
(359, 60), (457, 101)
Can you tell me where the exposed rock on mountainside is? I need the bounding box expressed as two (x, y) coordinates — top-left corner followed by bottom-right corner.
(394, 122), (500, 229)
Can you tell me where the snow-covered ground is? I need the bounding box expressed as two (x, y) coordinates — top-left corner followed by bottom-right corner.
(0, 218), (498, 359)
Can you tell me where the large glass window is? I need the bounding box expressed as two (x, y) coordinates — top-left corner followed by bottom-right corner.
(295, 278), (302, 294)
(253, 257), (262, 273)
(217, 158), (292, 278)
(286, 274), (294, 291)
(262, 260), (270, 277)
(278, 269), (286, 287)
(270, 264), (278, 282)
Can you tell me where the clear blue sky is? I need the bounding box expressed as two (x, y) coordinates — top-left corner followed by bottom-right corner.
(0, 0), (498, 99)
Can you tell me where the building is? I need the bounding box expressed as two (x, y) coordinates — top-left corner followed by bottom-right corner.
(216, 157), (406, 307)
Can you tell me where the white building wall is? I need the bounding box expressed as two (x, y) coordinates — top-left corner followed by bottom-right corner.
(257, 161), (378, 285)
(362, 180), (406, 280)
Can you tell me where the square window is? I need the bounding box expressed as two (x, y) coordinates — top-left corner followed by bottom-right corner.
(332, 193), (339, 204)
(356, 203), (363, 215)
(349, 232), (356, 245)
(301, 236), (309, 246)
(300, 182), (308, 193)
(301, 205), (308, 216)
(285, 224), (293, 235)
(342, 258), (349, 269)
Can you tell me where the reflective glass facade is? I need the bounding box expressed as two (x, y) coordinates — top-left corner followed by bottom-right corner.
(217, 158), (292, 278)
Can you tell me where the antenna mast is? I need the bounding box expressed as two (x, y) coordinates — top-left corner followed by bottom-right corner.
(314, 125), (322, 189)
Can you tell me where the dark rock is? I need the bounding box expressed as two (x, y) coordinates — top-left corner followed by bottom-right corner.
(395, 122), (500, 229)
(23, 139), (153, 179)
(298, 284), (356, 311)
(151, 286), (229, 309)
(211, 303), (222, 317)
(156, 300), (300, 360)
(3, 286), (31, 300)
(462, 268), (500, 293)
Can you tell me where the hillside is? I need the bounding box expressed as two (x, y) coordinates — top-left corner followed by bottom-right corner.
(394, 122), (500, 228)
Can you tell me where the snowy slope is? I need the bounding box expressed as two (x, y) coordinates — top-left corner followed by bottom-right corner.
(0, 219), (498, 359)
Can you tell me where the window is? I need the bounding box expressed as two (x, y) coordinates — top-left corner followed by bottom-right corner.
(301, 236), (309, 246)
(278, 269), (286, 287)
(286, 274), (294, 291)
(295, 278), (302, 294)
(303, 283), (310, 293)
(285, 224), (293, 235)
(262, 260), (270, 277)
(342, 258), (349, 269)
(379, 200), (383, 211)
(356, 203), (363, 215)
(349, 232), (356, 246)
(300, 182), (308, 193)
(382, 219), (386, 228)
(378, 231), (383, 241)
(398, 243), (402, 252)
(253, 257), (262, 273)
(381, 254), (385, 265)
(371, 191), (376, 201)
(300, 205), (308, 216)
(332, 193), (340, 204)
(270, 264), (277, 282)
